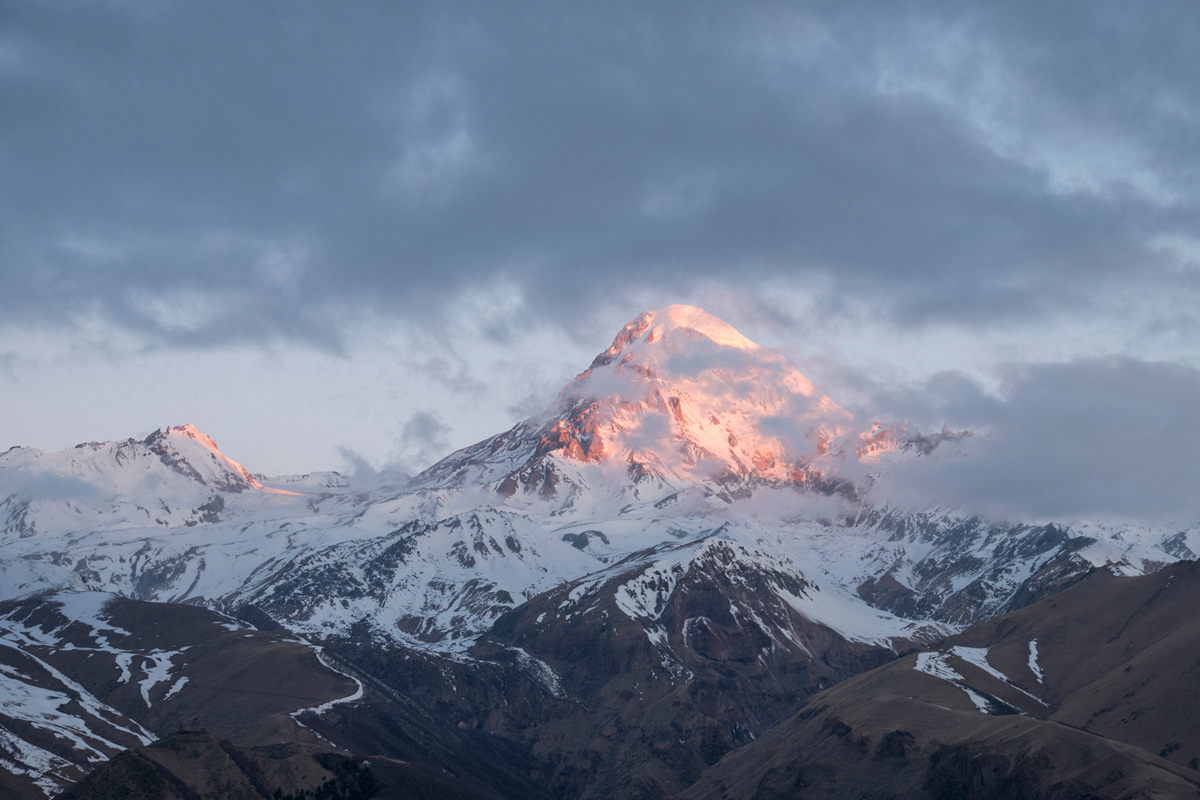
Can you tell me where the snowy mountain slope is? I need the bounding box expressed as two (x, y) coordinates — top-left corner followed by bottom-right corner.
(4, 464), (1183, 666)
(0, 608), (154, 799)
(244, 506), (603, 648)
(459, 534), (914, 798)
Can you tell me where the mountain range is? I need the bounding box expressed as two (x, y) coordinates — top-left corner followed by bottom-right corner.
(2, 305), (1197, 799)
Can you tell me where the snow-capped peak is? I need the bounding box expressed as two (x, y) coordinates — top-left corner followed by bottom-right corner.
(0, 424), (306, 540)
(413, 306), (859, 495)
(551, 307), (851, 482)
(612, 305), (759, 355)
(142, 425), (304, 496)
(159, 424), (226, 454)
(142, 425), (266, 492)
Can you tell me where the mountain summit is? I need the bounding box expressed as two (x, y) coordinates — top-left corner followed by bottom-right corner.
(594, 304), (760, 353)
(141, 424), (267, 493)
(556, 305), (852, 479)
(415, 305), (855, 494)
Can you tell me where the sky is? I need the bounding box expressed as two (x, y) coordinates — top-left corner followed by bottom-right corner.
(3, 2), (1200, 520)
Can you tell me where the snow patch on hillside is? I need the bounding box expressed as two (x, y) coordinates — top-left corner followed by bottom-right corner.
(951, 646), (1045, 706)
(1028, 639), (1044, 684)
(914, 651), (998, 715)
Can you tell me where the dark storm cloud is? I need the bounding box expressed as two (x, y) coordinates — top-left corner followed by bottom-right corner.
(872, 358), (1200, 520)
(3, 1), (1199, 346)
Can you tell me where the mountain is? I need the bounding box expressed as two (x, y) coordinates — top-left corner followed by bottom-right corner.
(2, 305), (1198, 798)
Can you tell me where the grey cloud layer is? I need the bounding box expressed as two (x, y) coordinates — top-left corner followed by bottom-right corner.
(4, 1), (1198, 346)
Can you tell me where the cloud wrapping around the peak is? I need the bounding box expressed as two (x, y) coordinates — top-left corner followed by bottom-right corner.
(2, 2), (1199, 348)
(871, 357), (1200, 521)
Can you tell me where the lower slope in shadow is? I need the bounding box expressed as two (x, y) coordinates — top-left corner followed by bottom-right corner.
(679, 560), (1200, 800)
(58, 729), (497, 800)
(291, 646), (554, 800)
(0, 594), (547, 799)
(948, 558), (1200, 770)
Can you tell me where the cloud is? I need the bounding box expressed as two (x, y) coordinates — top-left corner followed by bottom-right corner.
(338, 410), (455, 478)
(871, 357), (1200, 521)
(621, 411), (674, 456)
(336, 446), (378, 484)
(2, 1), (1198, 351)
(392, 411), (453, 474)
(7, 472), (100, 502)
